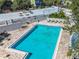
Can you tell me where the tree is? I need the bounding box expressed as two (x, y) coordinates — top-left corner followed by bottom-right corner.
(12, 0), (31, 10)
(67, 0), (79, 58)
(42, 0), (62, 6)
(53, 0), (62, 6)
(71, 0), (79, 32)
(65, 0), (79, 33)
(0, 0), (13, 12)
(42, 0), (52, 6)
(11, 0), (18, 11)
(0, 0), (5, 9)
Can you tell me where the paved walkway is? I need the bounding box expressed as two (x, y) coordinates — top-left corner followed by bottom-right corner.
(56, 31), (70, 59)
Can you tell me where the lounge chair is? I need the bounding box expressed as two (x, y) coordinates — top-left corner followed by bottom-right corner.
(21, 26), (28, 28)
(60, 21), (63, 23)
(5, 54), (10, 57)
(51, 20), (55, 22)
(0, 32), (11, 38)
(26, 22), (30, 24)
(47, 20), (51, 22)
(58, 21), (61, 23)
(0, 36), (5, 42)
(54, 21), (58, 23)
(0, 32), (11, 42)
(7, 39), (11, 41)
(0, 43), (4, 46)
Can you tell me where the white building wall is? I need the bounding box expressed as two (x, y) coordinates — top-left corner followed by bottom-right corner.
(0, 15), (47, 32)
(0, 23), (22, 32)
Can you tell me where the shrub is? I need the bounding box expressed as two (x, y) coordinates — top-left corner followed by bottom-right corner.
(67, 48), (73, 57)
(49, 10), (68, 19)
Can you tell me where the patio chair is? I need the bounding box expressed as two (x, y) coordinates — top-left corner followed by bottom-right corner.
(51, 20), (55, 22)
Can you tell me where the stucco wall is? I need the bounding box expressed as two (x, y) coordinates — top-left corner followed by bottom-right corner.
(0, 23), (22, 33)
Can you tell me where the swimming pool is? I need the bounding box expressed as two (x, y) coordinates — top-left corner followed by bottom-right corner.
(11, 24), (62, 59)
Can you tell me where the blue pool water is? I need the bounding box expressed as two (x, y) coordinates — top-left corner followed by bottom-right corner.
(11, 25), (62, 59)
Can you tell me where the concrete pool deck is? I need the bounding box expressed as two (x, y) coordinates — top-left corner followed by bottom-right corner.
(0, 20), (70, 59)
(56, 30), (70, 59)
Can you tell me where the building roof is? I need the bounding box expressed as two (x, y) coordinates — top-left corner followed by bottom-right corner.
(0, 6), (59, 22)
